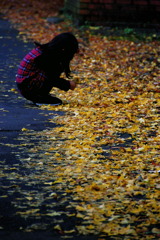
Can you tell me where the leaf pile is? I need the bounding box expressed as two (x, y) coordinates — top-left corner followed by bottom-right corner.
(40, 38), (160, 238)
(0, 0), (67, 43)
(0, 0), (160, 239)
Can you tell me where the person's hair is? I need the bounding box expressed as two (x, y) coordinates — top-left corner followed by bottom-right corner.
(34, 32), (78, 78)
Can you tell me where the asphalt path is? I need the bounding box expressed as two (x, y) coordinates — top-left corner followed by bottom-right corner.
(0, 18), (60, 239)
(0, 18), (101, 240)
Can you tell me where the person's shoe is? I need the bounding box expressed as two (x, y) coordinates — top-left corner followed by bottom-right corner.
(34, 102), (61, 106)
(50, 97), (63, 105)
(33, 96), (63, 106)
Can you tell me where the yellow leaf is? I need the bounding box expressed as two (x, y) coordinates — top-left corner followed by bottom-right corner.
(86, 225), (95, 230)
(17, 209), (39, 215)
(76, 213), (85, 218)
(54, 224), (62, 231)
(47, 212), (61, 217)
(55, 152), (61, 157)
(152, 228), (160, 234)
(76, 205), (86, 212)
(25, 197), (33, 201)
(21, 128), (28, 131)
(118, 225), (131, 235)
(126, 112), (132, 120)
(64, 229), (75, 234)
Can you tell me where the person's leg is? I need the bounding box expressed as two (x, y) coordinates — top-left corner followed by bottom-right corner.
(32, 94), (62, 105)
(17, 80), (62, 105)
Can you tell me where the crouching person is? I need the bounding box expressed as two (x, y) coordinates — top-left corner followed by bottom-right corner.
(16, 32), (79, 105)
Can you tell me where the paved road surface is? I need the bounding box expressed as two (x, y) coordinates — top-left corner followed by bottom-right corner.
(0, 18), (100, 240)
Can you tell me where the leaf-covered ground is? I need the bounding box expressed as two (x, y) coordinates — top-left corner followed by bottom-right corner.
(0, 0), (160, 239)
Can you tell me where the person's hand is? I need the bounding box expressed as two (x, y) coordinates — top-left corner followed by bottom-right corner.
(69, 81), (77, 90)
